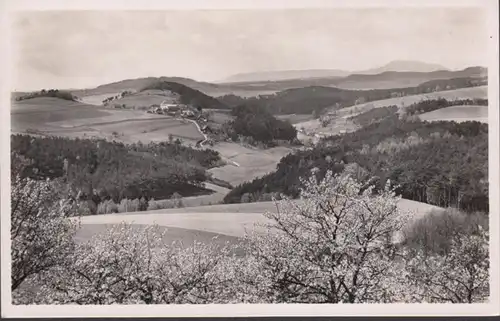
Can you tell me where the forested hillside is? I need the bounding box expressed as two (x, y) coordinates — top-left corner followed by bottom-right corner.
(224, 110), (488, 213)
(11, 135), (223, 213)
(221, 103), (298, 146)
(217, 76), (487, 115)
(141, 81), (230, 110)
(405, 98), (488, 116)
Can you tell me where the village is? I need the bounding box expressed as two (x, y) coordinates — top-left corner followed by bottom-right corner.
(147, 100), (215, 147)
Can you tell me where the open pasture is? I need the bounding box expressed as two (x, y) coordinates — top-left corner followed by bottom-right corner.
(11, 97), (112, 132)
(293, 86), (488, 139)
(78, 92), (121, 106)
(11, 97), (204, 144)
(276, 114), (315, 124)
(75, 224), (244, 254)
(330, 86), (488, 118)
(418, 105), (488, 123)
(76, 198), (443, 243)
(207, 142), (292, 186)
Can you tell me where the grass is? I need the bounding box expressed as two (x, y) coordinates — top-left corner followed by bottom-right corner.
(11, 97), (204, 144)
(276, 114), (315, 124)
(78, 92), (122, 106)
(207, 142), (292, 186)
(76, 198), (442, 243)
(330, 86), (488, 117)
(293, 86), (488, 139)
(418, 105), (488, 123)
(74, 224), (245, 255)
(11, 97), (112, 132)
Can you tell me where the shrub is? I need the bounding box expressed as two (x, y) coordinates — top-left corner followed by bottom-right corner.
(117, 198), (140, 213)
(404, 225), (489, 303)
(11, 176), (79, 293)
(402, 208), (488, 255)
(34, 223), (238, 304)
(96, 199), (118, 214)
(238, 170), (412, 303)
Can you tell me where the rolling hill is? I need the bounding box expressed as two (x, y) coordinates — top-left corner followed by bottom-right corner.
(218, 77), (487, 115)
(66, 65), (486, 104)
(219, 60), (449, 83)
(219, 66), (487, 92)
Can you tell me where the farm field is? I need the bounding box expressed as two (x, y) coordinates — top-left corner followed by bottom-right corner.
(78, 92), (121, 106)
(330, 85), (488, 118)
(76, 198), (443, 243)
(294, 86), (488, 141)
(75, 224), (242, 250)
(276, 114), (315, 124)
(207, 142), (292, 186)
(11, 97), (113, 132)
(418, 105), (488, 123)
(151, 183), (230, 208)
(11, 97), (204, 144)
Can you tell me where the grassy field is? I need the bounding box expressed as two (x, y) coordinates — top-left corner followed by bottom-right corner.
(78, 92), (121, 106)
(330, 86), (488, 117)
(418, 105), (488, 123)
(11, 97), (112, 132)
(76, 198), (443, 242)
(294, 86), (488, 141)
(11, 97), (204, 144)
(75, 224), (243, 250)
(207, 142), (292, 186)
(276, 114), (315, 124)
(152, 183), (230, 208)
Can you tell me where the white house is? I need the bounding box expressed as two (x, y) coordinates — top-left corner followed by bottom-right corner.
(160, 100), (182, 112)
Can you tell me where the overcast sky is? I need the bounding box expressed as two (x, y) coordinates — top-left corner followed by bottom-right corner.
(12, 8), (489, 91)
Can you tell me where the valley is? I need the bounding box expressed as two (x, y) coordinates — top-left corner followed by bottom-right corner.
(10, 66), (490, 245)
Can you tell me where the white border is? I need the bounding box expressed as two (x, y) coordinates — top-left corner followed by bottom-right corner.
(1, 0), (499, 318)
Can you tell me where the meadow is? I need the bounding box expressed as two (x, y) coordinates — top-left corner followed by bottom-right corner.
(11, 97), (204, 144)
(418, 105), (488, 123)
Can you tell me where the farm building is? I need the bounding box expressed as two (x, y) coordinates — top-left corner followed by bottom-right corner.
(160, 101), (182, 112)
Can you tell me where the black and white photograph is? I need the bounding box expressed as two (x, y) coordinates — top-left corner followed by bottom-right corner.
(1, 0), (499, 318)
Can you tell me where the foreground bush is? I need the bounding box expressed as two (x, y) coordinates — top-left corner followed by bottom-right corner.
(238, 171), (412, 303)
(11, 176), (79, 292)
(404, 226), (489, 303)
(30, 224), (237, 304)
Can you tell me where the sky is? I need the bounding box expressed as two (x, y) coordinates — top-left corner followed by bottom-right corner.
(11, 7), (490, 91)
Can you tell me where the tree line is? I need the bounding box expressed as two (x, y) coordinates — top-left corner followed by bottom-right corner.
(405, 98), (488, 116)
(14, 89), (78, 102)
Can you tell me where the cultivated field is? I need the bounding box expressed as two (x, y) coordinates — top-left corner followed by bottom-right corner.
(151, 183), (231, 208)
(418, 105), (488, 123)
(330, 85), (488, 117)
(11, 97), (203, 144)
(11, 97), (112, 133)
(75, 224), (242, 250)
(276, 114), (315, 124)
(76, 198), (443, 243)
(207, 142), (292, 186)
(78, 92), (121, 106)
(294, 86), (488, 141)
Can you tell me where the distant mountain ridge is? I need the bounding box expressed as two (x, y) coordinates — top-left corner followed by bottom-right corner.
(220, 69), (350, 83)
(219, 60), (450, 83)
(356, 60), (449, 75)
(65, 65), (487, 103)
